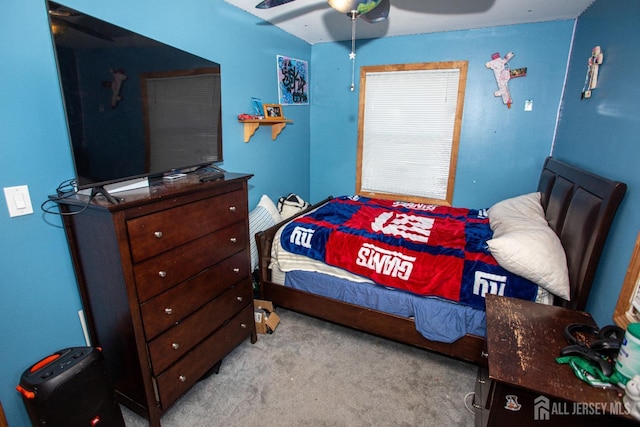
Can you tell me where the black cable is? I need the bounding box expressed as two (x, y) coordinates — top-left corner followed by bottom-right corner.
(40, 179), (95, 216)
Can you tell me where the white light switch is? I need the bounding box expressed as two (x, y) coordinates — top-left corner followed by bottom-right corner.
(4, 185), (34, 217)
(524, 100), (533, 111)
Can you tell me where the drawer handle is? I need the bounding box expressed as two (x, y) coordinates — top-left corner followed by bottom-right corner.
(230, 237), (237, 243)
(154, 231), (163, 238)
(172, 343), (180, 350)
(178, 375), (186, 382)
(229, 206), (236, 212)
(233, 268), (240, 273)
(240, 323), (247, 329)
(164, 308), (173, 315)
(481, 351), (489, 358)
(236, 296), (243, 302)
(478, 379), (485, 384)
(158, 271), (167, 278)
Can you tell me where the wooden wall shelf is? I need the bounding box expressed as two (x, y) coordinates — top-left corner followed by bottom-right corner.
(240, 119), (292, 142)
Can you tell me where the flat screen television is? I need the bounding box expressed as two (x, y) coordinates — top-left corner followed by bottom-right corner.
(47, 1), (223, 200)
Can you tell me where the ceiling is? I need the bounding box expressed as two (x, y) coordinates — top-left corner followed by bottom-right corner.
(224, 0), (595, 44)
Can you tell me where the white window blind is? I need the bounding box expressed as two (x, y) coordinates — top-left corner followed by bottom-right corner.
(357, 62), (467, 205)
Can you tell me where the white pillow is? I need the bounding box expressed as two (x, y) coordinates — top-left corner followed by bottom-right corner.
(248, 195), (282, 271)
(488, 192), (547, 236)
(258, 194), (282, 224)
(486, 192), (570, 301)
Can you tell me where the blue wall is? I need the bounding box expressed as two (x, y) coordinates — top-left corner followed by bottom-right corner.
(309, 21), (574, 207)
(553, 0), (640, 325)
(1, 0), (638, 425)
(0, 1), (310, 425)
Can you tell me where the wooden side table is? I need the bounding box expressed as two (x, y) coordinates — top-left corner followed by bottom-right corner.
(475, 294), (637, 426)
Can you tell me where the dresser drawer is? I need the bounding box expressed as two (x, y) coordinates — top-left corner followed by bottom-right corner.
(127, 189), (247, 262)
(140, 251), (250, 340)
(148, 279), (252, 374)
(135, 221), (247, 302)
(156, 304), (254, 408)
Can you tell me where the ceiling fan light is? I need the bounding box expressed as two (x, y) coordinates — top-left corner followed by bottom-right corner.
(328, 0), (382, 15)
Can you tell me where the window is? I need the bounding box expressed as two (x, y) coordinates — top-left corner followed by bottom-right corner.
(356, 61), (468, 205)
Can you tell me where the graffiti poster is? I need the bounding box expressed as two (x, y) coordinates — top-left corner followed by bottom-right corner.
(277, 55), (309, 105)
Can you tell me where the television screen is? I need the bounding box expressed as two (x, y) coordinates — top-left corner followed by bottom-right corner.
(47, 1), (223, 191)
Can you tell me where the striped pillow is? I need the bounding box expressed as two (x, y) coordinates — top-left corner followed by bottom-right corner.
(248, 196), (282, 271)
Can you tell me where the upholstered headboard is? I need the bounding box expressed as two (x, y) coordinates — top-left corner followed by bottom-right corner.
(537, 157), (627, 310)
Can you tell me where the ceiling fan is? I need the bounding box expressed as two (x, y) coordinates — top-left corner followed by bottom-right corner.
(256, 0), (390, 24)
(256, 0), (390, 91)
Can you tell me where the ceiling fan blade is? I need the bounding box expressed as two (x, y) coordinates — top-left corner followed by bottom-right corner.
(256, 0), (297, 9)
(361, 0), (389, 23)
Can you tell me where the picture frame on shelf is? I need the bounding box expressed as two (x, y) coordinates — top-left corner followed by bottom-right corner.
(264, 103), (284, 120)
(614, 232), (640, 329)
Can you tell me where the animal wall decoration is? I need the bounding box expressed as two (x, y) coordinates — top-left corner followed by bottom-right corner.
(486, 52), (527, 108)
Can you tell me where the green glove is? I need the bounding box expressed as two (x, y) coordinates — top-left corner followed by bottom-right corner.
(556, 355), (622, 387)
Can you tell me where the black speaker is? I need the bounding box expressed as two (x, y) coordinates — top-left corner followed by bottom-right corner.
(17, 347), (125, 427)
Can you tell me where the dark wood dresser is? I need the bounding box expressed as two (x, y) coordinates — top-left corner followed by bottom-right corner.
(55, 173), (256, 427)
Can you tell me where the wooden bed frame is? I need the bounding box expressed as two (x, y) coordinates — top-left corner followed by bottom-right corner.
(256, 157), (627, 365)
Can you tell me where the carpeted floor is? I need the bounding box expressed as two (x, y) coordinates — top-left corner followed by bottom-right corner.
(122, 308), (477, 426)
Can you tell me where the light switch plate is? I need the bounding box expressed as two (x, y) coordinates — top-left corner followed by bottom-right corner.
(524, 100), (533, 111)
(4, 185), (34, 217)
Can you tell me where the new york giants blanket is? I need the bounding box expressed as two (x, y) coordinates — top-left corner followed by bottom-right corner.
(280, 196), (538, 310)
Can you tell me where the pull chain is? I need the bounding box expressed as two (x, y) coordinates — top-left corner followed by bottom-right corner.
(349, 11), (357, 91)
